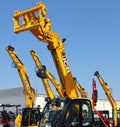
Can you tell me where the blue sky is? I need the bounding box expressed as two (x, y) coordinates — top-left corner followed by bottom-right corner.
(0, 1), (120, 100)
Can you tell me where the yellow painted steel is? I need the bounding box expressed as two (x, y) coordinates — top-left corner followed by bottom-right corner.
(94, 71), (118, 126)
(29, 49), (55, 99)
(6, 46), (40, 127)
(29, 49), (65, 98)
(6, 46), (35, 108)
(13, 2), (78, 99)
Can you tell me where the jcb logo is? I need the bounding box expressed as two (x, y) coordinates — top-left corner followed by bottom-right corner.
(62, 55), (71, 73)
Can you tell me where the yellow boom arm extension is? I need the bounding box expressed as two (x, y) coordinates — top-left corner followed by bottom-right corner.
(6, 45), (35, 108)
(94, 71), (118, 126)
(13, 2), (78, 98)
(29, 49), (65, 98)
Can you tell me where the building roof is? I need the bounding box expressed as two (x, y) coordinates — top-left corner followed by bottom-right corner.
(0, 87), (24, 98)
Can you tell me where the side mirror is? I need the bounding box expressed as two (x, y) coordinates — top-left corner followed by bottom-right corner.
(94, 89), (98, 106)
(92, 78), (98, 106)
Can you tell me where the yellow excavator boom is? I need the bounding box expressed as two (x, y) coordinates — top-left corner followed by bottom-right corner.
(29, 49), (55, 100)
(29, 49), (65, 98)
(94, 71), (118, 126)
(73, 77), (87, 98)
(6, 45), (35, 108)
(6, 46), (41, 127)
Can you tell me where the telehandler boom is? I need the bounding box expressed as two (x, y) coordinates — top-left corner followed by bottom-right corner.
(13, 1), (79, 98)
(92, 78), (113, 127)
(94, 71), (119, 126)
(29, 49), (65, 98)
(30, 49), (56, 100)
(6, 45), (41, 127)
(73, 77), (87, 98)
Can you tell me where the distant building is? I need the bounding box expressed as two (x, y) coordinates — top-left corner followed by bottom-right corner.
(0, 87), (120, 116)
(0, 87), (25, 107)
(95, 99), (120, 117)
(0, 87), (46, 112)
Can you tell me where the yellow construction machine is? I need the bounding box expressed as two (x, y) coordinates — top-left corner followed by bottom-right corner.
(94, 71), (120, 127)
(6, 46), (41, 127)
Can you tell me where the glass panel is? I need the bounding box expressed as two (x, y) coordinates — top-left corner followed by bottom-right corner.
(81, 100), (92, 126)
(64, 102), (80, 127)
(40, 99), (64, 127)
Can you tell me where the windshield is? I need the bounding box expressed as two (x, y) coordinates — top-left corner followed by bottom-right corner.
(81, 100), (93, 126)
(40, 99), (65, 127)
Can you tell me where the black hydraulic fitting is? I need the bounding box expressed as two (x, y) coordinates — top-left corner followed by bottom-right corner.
(36, 67), (47, 78)
(7, 45), (14, 51)
(94, 71), (99, 76)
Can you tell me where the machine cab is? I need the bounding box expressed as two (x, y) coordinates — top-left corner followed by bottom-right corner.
(21, 108), (41, 127)
(40, 98), (93, 127)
